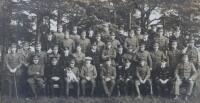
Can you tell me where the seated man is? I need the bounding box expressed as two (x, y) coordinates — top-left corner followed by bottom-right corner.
(101, 58), (116, 97)
(27, 55), (45, 98)
(135, 59), (153, 99)
(155, 58), (173, 96)
(174, 54), (198, 100)
(116, 59), (134, 96)
(46, 57), (64, 97)
(81, 57), (97, 96)
(65, 60), (80, 97)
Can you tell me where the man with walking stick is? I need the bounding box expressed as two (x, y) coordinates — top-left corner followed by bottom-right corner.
(4, 43), (23, 100)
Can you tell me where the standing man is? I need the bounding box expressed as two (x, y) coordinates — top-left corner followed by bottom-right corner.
(76, 31), (91, 53)
(81, 57), (97, 96)
(124, 30), (139, 52)
(95, 33), (105, 52)
(110, 32), (121, 50)
(174, 54), (198, 100)
(101, 58), (116, 97)
(102, 40), (116, 65)
(62, 30), (75, 53)
(4, 43), (23, 98)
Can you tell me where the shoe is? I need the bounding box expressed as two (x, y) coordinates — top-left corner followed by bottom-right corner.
(135, 96), (142, 100)
(173, 95), (179, 100)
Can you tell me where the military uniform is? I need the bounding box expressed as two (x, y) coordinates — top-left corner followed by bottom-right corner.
(61, 38), (75, 53)
(72, 52), (85, 68)
(153, 36), (169, 52)
(102, 47), (116, 65)
(76, 38), (90, 53)
(184, 47), (200, 69)
(124, 37), (139, 52)
(101, 64), (116, 97)
(134, 50), (152, 68)
(175, 62), (198, 96)
(135, 62), (153, 97)
(167, 49), (182, 73)
(150, 50), (166, 72)
(27, 60), (45, 97)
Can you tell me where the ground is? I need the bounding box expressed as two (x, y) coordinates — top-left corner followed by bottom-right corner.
(1, 95), (200, 103)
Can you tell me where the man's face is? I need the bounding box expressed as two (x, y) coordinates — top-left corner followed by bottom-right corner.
(92, 45), (97, 50)
(89, 30), (94, 37)
(76, 46), (81, 52)
(96, 36), (101, 41)
(23, 44), (29, 50)
(47, 35), (53, 41)
(33, 59), (39, 64)
(188, 42), (194, 48)
(153, 44), (159, 51)
(107, 42), (112, 48)
(158, 29), (163, 36)
(73, 26), (78, 34)
(81, 32), (86, 39)
(86, 60), (91, 65)
(136, 28), (141, 35)
(139, 45), (145, 51)
(111, 35), (115, 40)
(118, 47), (123, 53)
(70, 63), (75, 68)
(35, 45), (41, 51)
(106, 60), (111, 66)
(64, 31), (70, 39)
(53, 47), (58, 54)
(182, 56), (188, 63)
(51, 60), (58, 65)
(11, 47), (17, 53)
(129, 31), (135, 37)
(171, 42), (177, 49)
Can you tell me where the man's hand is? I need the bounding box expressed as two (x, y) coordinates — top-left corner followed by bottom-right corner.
(36, 72), (40, 75)
(51, 76), (60, 81)
(86, 76), (91, 81)
(105, 77), (111, 82)
(10, 68), (17, 73)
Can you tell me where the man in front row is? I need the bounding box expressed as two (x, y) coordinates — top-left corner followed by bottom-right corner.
(81, 57), (97, 96)
(174, 54), (198, 100)
(101, 58), (116, 97)
(135, 59), (153, 99)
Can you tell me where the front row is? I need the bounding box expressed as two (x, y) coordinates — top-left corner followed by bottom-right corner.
(27, 54), (198, 100)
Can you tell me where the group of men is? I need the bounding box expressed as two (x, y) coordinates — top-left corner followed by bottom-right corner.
(2, 24), (200, 100)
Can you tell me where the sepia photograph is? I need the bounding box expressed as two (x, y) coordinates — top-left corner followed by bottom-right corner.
(0, 0), (200, 103)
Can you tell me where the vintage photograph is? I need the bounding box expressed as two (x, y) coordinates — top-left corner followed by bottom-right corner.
(0, 0), (200, 103)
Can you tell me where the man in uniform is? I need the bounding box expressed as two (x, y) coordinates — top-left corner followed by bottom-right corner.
(95, 33), (105, 52)
(183, 39), (200, 70)
(4, 43), (23, 97)
(124, 30), (139, 52)
(110, 32), (121, 50)
(174, 54), (198, 100)
(167, 40), (182, 74)
(81, 57), (97, 96)
(153, 27), (169, 52)
(135, 59), (153, 99)
(62, 30), (75, 53)
(72, 45), (85, 68)
(76, 30), (91, 53)
(101, 58), (116, 97)
(65, 60), (80, 97)
(133, 42), (152, 70)
(102, 40), (116, 65)
(30, 42), (47, 66)
(150, 42), (166, 79)
(48, 45), (61, 64)
(70, 26), (80, 42)
(27, 55), (45, 98)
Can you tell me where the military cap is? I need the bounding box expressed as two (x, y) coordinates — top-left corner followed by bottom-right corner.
(23, 41), (29, 46)
(104, 58), (112, 62)
(188, 38), (195, 43)
(110, 32), (115, 36)
(161, 57), (168, 62)
(92, 42), (97, 46)
(33, 55), (39, 60)
(35, 42), (41, 46)
(85, 57), (92, 61)
(70, 59), (76, 64)
(96, 33), (102, 37)
(117, 44), (123, 48)
(11, 43), (17, 48)
(53, 44), (59, 49)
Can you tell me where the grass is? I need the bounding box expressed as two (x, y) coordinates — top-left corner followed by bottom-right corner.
(1, 95), (200, 103)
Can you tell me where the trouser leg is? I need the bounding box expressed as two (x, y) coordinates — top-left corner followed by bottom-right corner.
(135, 80), (141, 96)
(175, 79), (182, 96)
(81, 80), (87, 96)
(102, 80), (109, 96)
(90, 80), (96, 96)
(187, 80), (195, 96)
